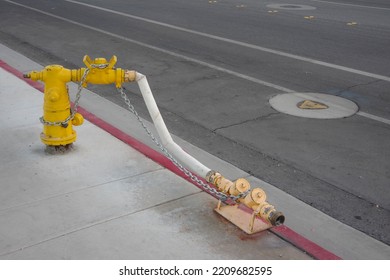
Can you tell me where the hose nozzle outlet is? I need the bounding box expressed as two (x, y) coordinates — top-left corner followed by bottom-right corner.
(242, 188), (285, 226)
(269, 211), (285, 226)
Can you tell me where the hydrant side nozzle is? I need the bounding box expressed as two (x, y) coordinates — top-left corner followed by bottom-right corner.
(114, 69), (137, 88)
(24, 70), (43, 81)
(115, 68), (124, 88)
(72, 113), (84, 126)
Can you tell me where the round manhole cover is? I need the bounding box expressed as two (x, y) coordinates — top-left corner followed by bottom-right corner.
(266, 4), (316, 10)
(269, 93), (359, 119)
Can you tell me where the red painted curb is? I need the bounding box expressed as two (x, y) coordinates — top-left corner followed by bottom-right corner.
(0, 61), (45, 92)
(1, 60), (342, 260)
(270, 226), (341, 260)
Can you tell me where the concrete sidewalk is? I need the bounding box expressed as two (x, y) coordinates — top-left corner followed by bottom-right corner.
(0, 44), (389, 259)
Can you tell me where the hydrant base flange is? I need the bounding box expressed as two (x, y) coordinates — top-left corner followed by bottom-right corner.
(40, 131), (76, 146)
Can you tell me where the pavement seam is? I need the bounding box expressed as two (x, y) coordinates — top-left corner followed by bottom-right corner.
(0, 168), (164, 213)
(0, 191), (204, 258)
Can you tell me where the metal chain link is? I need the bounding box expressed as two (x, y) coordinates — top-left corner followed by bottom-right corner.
(39, 63), (107, 127)
(117, 86), (249, 202)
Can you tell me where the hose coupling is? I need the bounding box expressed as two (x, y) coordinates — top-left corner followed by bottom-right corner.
(206, 170), (250, 196)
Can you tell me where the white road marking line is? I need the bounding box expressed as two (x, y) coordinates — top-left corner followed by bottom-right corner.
(4, 0), (294, 93)
(5, 0), (390, 125)
(64, 0), (390, 83)
(309, 0), (390, 11)
(357, 112), (390, 125)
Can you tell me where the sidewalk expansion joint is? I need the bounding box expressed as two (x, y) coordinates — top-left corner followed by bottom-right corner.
(0, 168), (163, 214)
(0, 191), (203, 258)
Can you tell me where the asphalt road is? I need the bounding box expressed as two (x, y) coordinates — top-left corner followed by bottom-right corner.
(1, 0), (389, 245)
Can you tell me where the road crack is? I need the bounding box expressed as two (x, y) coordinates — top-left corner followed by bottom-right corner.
(212, 112), (280, 132)
(330, 79), (381, 96)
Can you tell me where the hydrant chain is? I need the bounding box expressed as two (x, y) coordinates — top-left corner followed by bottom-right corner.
(91, 63), (109, 69)
(39, 68), (90, 127)
(117, 86), (249, 202)
(38, 61), (109, 127)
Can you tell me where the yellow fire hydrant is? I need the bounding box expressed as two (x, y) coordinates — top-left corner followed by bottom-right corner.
(24, 55), (135, 147)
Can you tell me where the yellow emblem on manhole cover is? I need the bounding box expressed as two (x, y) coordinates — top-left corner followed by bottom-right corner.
(297, 100), (329, 110)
